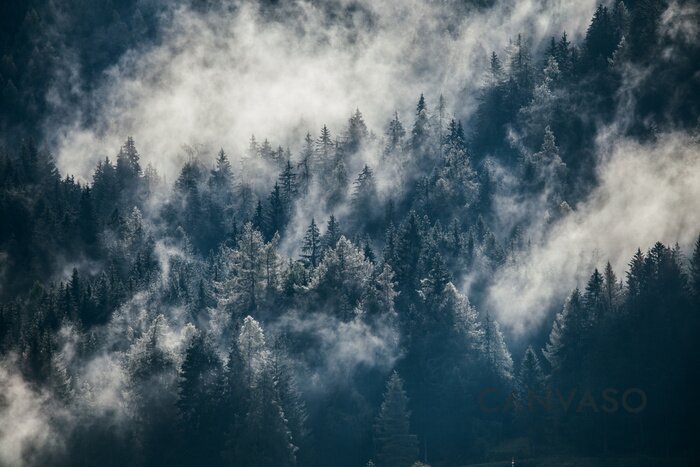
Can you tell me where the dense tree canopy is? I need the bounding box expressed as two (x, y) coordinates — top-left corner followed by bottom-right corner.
(0, 1), (699, 466)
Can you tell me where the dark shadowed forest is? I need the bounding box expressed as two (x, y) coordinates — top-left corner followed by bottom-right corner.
(1, 0), (699, 466)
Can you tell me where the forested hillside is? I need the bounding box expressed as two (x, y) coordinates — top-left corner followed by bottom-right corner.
(1, 0), (699, 466)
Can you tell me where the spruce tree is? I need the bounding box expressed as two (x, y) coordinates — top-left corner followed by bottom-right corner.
(411, 94), (429, 152)
(315, 125), (333, 171)
(690, 234), (700, 301)
(374, 372), (419, 467)
(177, 332), (224, 465)
(385, 112), (405, 153)
(267, 183), (285, 238)
(301, 218), (322, 268)
(278, 159), (297, 205)
(297, 133), (314, 195)
(322, 215), (341, 252)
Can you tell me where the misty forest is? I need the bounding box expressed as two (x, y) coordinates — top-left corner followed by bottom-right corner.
(1, 0), (699, 466)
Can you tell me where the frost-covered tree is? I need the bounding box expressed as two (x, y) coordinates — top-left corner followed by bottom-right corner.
(315, 125), (333, 172)
(297, 133), (314, 195)
(360, 263), (399, 318)
(301, 218), (322, 268)
(177, 331), (224, 465)
(237, 315), (269, 389)
(544, 289), (588, 382)
(347, 108), (369, 154)
(310, 236), (373, 317)
(219, 223), (267, 313)
(411, 94), (430, 153)
(235, 316), (297, 467)
(278, 159), (297, 206)
(385, 112), (406, 154)
(482, 311), (514, 381)
(322, 214), (342, 253)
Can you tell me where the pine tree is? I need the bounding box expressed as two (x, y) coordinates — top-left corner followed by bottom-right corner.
(311, 236), (373, 316)
(267, 183), (286, 238)
(297, 133), (314, 195)
(236, 316), (296, 467)
(362, 263), (399, 318)
(243, 134), (259, 177)
(315, 125), (333, 171)
(352, 165), (377, 208)
(238, 316), (269, 389)
(411, 94), (430, 152)
(252, 200), (265, 233)
(278, 159), (297, 205)
(221, 334), (248, 463)
(263, 233), (282, 294)
(117, 136), (142, 176)
(626, 248), (646, 301)
(482, 311), (513, 381)
(243, 359), (297, 467)
(363, 235), (376, 264)
(489, 51), (503, 82)
(115, 137), (143, 207)
(584, 268), (604, 322)
(552, 33), (572, 78)
(419, 249), (451, 302)
(271, 338), (309, 463)
(516, 345), (547, 448)
(436, 94), (447, 149)
(544, 289), (588, 383)
(688, 234), (700, 301)
(603, 261), (620, 314)
(92, 157), (119, 221)
(374, 372), (419, 467)
(386, 112), (406, 154)
(177, 332), (224, 465)
(347, 108), (368, 153)
(260, 139), (274, 163)
(220, 224), (267, 313)
(517, 345), (545, 402)
(210, 148), (234, 203)
(322, 215), (341, 252)
(301, 218), (322, 268)
(126, 315), (178, 465)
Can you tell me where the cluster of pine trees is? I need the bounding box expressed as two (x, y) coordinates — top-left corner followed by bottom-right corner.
(1, 1), (699, 466)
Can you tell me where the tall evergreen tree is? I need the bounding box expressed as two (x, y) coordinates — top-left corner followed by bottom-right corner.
(267, 183), (286, 238)
(278, 159), (297, 206)
(322, 215), (342, 252)
(690, 234), (700, 301)
(177, 332), (224, 466)
(374, 372), (419, 467)
(411, 94), (430, 153)
(301, 218), (322, 268)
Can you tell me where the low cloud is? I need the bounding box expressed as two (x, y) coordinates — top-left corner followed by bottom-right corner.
(485, 131), (700, 335)
(47, 0), (598, 182)
(0, 359), (66, 466)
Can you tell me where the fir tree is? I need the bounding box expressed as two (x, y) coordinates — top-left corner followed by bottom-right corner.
(690, 234), (700, 301)
(411, 94), (430, 152)
(322, 215), (342, 252)
(374, 372), (419, 467)
(278, 159), (297, 206)
(301, 218), (322, 268)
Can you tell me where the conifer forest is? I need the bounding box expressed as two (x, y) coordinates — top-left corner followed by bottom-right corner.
(0, 0), (699, 466)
